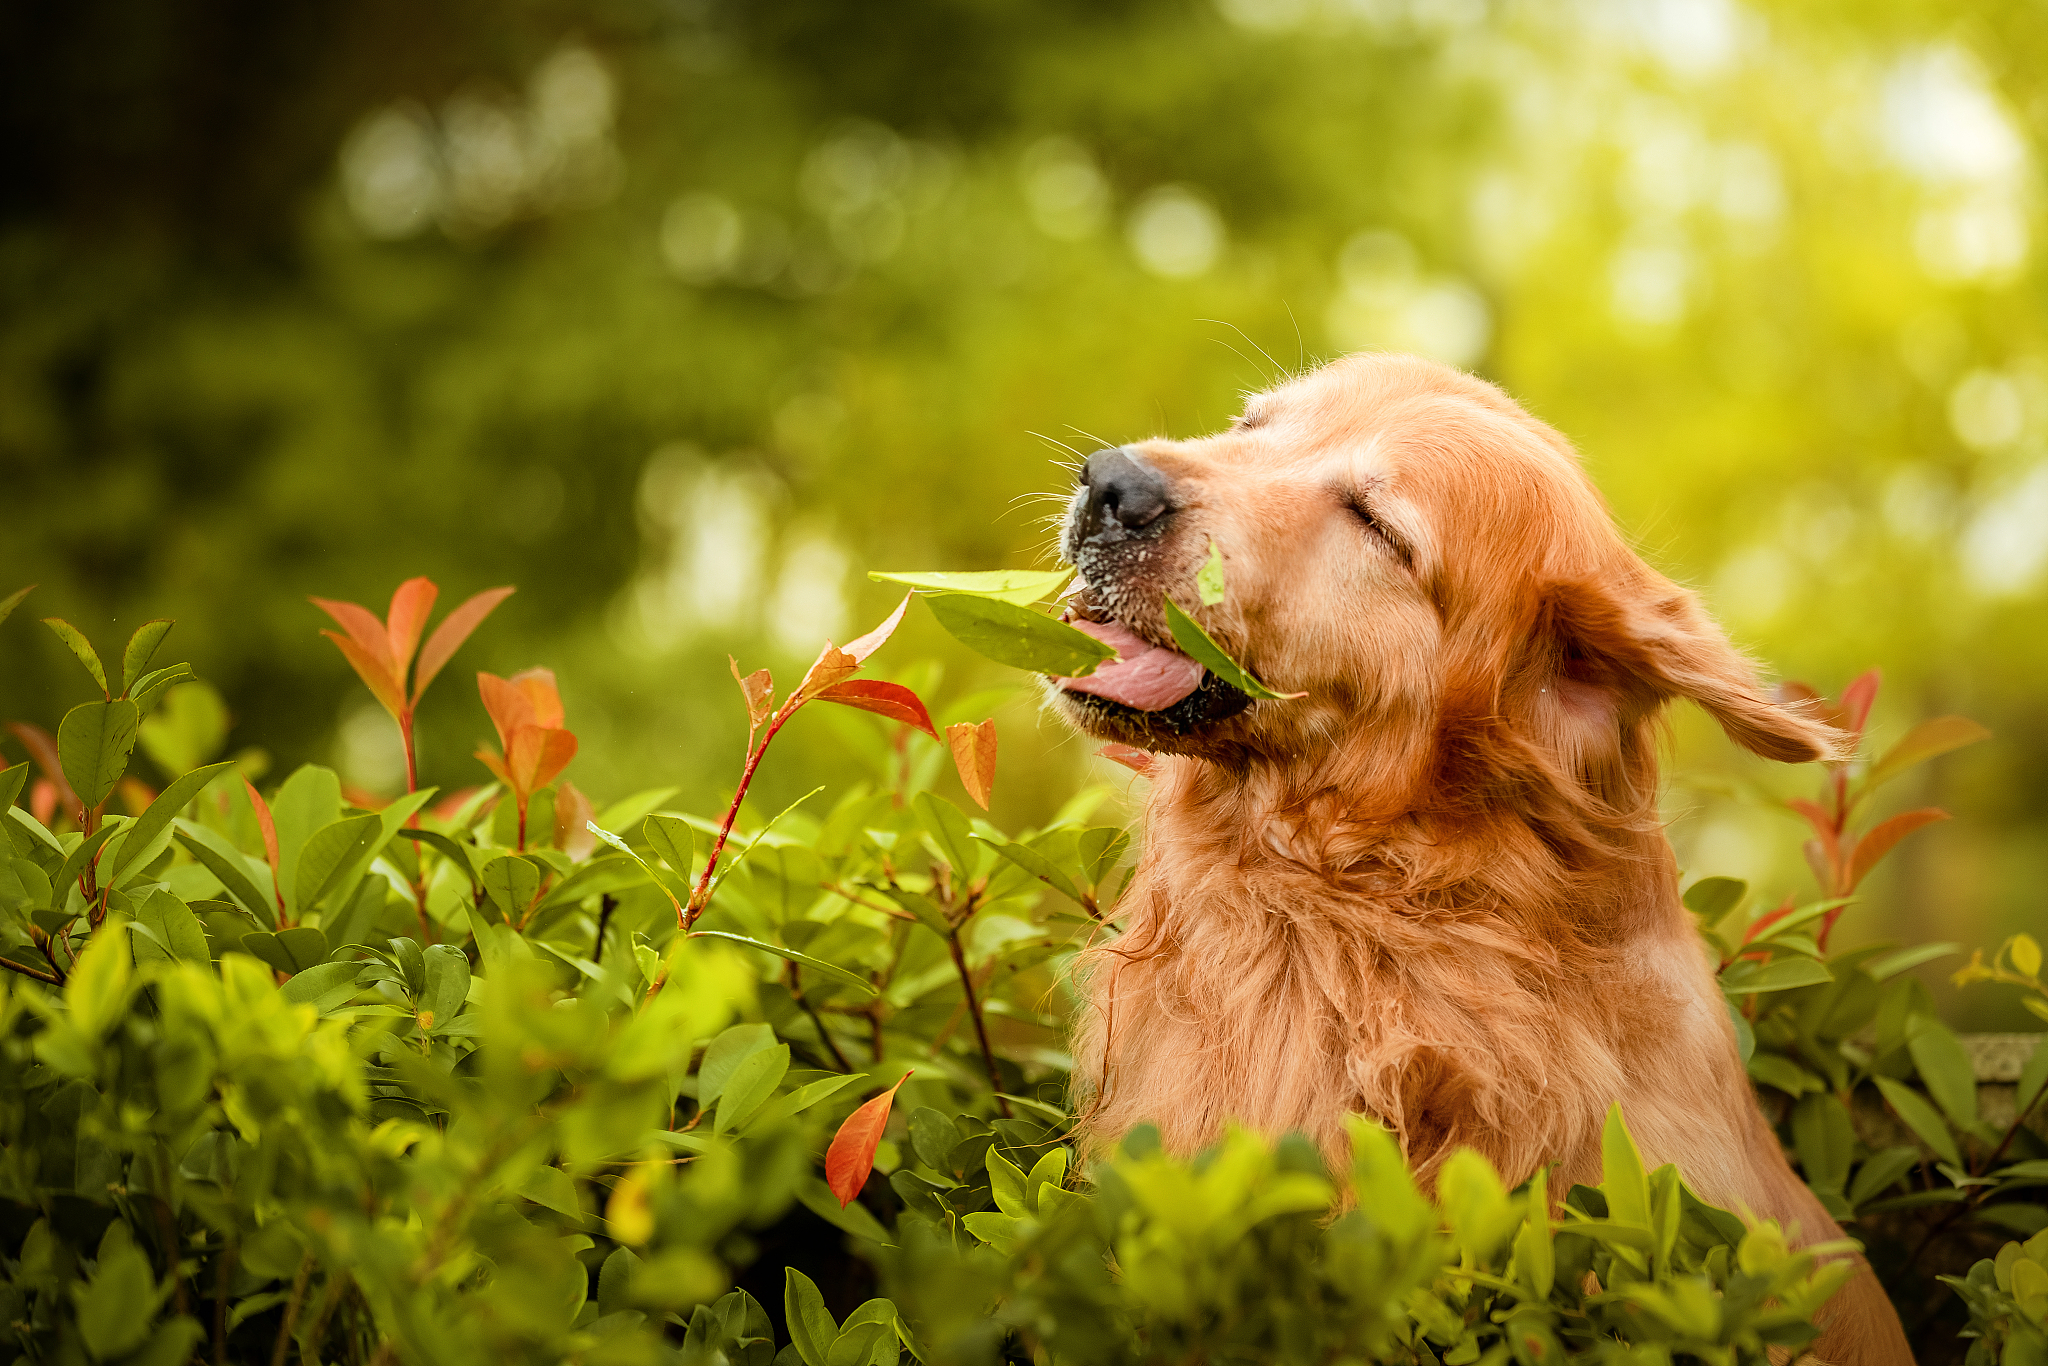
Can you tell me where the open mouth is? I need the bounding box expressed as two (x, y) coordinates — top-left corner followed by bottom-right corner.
(1054, 584), (1252, 735)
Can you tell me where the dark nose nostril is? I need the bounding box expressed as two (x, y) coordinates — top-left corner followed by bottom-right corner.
(1081, 447), (1172, 536)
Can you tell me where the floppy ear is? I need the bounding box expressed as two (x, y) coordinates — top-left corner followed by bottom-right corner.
(1547, 571), (1844, 765)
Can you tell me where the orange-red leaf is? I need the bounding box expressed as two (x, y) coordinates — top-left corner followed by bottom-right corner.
(842, 593), (911, 664)
(947, 719), (998, 810)
(554, 779), (596, 858)
(1785, 797), (1842, 887)
(5, 721), (80, 824)
(386, 577), (439, 674)
(310, 597), (397, 675)
(815, 680), (938, 739)
(1097, 743), (1154, 775)
(1846, 807), (1950, 891)
(323, 630), (407, 719)
(794, 645), (859, 704)
(474, 748), (513, 789)
(244, 778), (282, 919)
(1839, 668), (1882, 742)
(729, 657), (775, 728)
(509, 667), (564, 728)
(1741, 895), (1797, 946)
(825, 1071), (911, 1207)
(413, 586), (515, 705)
(530, 728), (578, 793)
(478, 672), (535, 753)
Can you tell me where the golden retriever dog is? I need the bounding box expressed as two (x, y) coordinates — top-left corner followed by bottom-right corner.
(1046, 353), (1911, 1364)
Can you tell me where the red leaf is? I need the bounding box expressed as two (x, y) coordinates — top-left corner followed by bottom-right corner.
(1839, 668), (1882, 742)
(814, 680), (938, 739)
(825, 1071), (912, 1207)
(794, 644), (859, 704)
(386, 577), (439, 675)
(1097, 743), (1154, 775)
(729, 657), (775, 728)
(1786, 798), (1842, 887)
(842, 594), (911, 664)
(530, 728), (578, 793)
(310, 597), (397, 676)
(477, 672), (536, 753)
(243, 777), (285, 920)
(1846, 807), (1950, 891)
(322, 630), (407, 719)
(413, 586), (515, 705)
(5, 721), (80, 824)
(947, 719), (998, 810)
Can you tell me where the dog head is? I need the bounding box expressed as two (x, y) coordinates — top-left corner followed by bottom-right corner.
(1050, 353), (1840, 804)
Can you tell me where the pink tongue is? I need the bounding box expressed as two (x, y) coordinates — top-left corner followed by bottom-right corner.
(1055, 618), (1205, 711)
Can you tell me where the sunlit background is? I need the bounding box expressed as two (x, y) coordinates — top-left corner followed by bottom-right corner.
(3, 0), (2042, 1025)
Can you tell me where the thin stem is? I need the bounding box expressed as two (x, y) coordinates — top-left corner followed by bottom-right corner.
(400, 711), (418, 795)
(790, 967), (854, 1073)
(947, 934), (1011, 1118)
(685, 707), (795, 929)
(0, 954), (60, 986)
(272, 1253), (315, 1366)
(1979, 1079), (2048, 1172)
(516, 795), (527, 854)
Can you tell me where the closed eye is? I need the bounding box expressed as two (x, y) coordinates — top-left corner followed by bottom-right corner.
(1344, 490), (1413, 568)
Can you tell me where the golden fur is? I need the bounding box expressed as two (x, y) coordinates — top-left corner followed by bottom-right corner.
(1049, 354), (1912, 1364)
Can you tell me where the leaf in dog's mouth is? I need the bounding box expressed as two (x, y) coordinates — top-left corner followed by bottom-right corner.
(867, 563), (1303, 712)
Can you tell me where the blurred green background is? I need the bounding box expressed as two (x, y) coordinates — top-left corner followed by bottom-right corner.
(1, 0), (2041, 1024)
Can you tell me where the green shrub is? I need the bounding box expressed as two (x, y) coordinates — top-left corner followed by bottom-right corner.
(0, 580), (2042, 1364)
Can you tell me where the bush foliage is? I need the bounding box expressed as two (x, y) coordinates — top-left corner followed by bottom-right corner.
(0, 578), (2044, 1365)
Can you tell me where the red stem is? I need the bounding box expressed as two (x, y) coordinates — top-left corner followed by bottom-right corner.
(682, 707), (794, 929)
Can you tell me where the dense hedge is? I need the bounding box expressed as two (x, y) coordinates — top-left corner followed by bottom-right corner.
(0, 581), (2044, 1364)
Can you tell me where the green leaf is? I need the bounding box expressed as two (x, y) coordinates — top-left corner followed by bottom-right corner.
(481, 853), (543, 921)
(1196, 538), (1227, 605)
(1907, 1014), (1979, 1127)
(172, 822), (275, 927)
(869, 568), (1073, 605)
(121, 620), (174, 696)
(421, 944), (470, 1029)
(1849, 1147), (1923, 1209)
(66, 924), (134, 1037)
(57, 699), (139, 810)
(1600, 1105), (1652, 1248)
(43, 618), (108, 696)
(1862, 715), (1991, 796)
(913, 791), (984, 882)
(129, 662), (196, 713)
(1683, 875), (1746, 923)
(520, 1165), (581, 1217)
(1161, 596), (1303, 701)
(110, 760), (237, 884)
(783, 1268), (839, 1366)
(716, 1044), (790, 1133)
(1873, 1076), (1963, 1167)
(922, 592), (1115, 678)
(133, 888), (209, 965)
(1747, 1053), (1822, 1096)
(242, 926), (329, 974)
(1792, 1093), (1855, 1192)
(0, 762), (26, 813)
(744, 1073), (869, 1135)
(292, 814), (382, 918)
(644, 813), (698, 880)
(1866, 942), (1962, 981)
(795, 1178), (898, 1248)
(874, 885), (952, 938)
(987, 1149), (1030, 1217)
(976, 835), (1085, 906)
(278, 960), (364, 1013)
(1514, 1166), (1554, 1298)
(73, 1236), (161, 1358)
(398, 828), (483, 891)
(587, 822), (681, 915)
(52, 822), (123, 903)
(690, 929), (878, 996)
(699, 1023), (778, 1105)
(1719, 956), (1834, 995)
(0, 584), (32, 628)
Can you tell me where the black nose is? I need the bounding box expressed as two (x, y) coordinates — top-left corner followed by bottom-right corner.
(1079, 448), (1173, 539)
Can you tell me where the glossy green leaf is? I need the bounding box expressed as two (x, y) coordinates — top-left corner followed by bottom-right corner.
(1719, 956), (1834, 995)
(43, 618), (108, 696)
(699, 1023), (778, 1105)
(1162, 596), (1304, 701)
(1682, 875), (1746, 923)
(1906, 1014), (1979, 1127)
(976, 835), (1084, 906)
(1867, 942), (1962, 981)
(399, 828), (483, 891)
(57, 699), (138, 811)
(120, 620), (173, 696)
(0, 762), (26, 813)
(715, 1043), (789, 1133)
(689, 929), (878, 997)
(922, 592), (1114, 678)
(291, 814), (381, 918)
(1873, 1076), (1963, 1167)
(644, 812), (698, 880)
(869, 568), (1073, 604)
(481, 853), (543, 921)
(52, 822), (123, 903)
(913, 790), (984, 882)
(1792, 1093), (1855, 1193)
(173, 822), (276, 926)
(421, 943), (470, 1029)
(783, 1268), (839, 1366)
(133, 888), (209, 965)
(110, 760), (237, 884)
